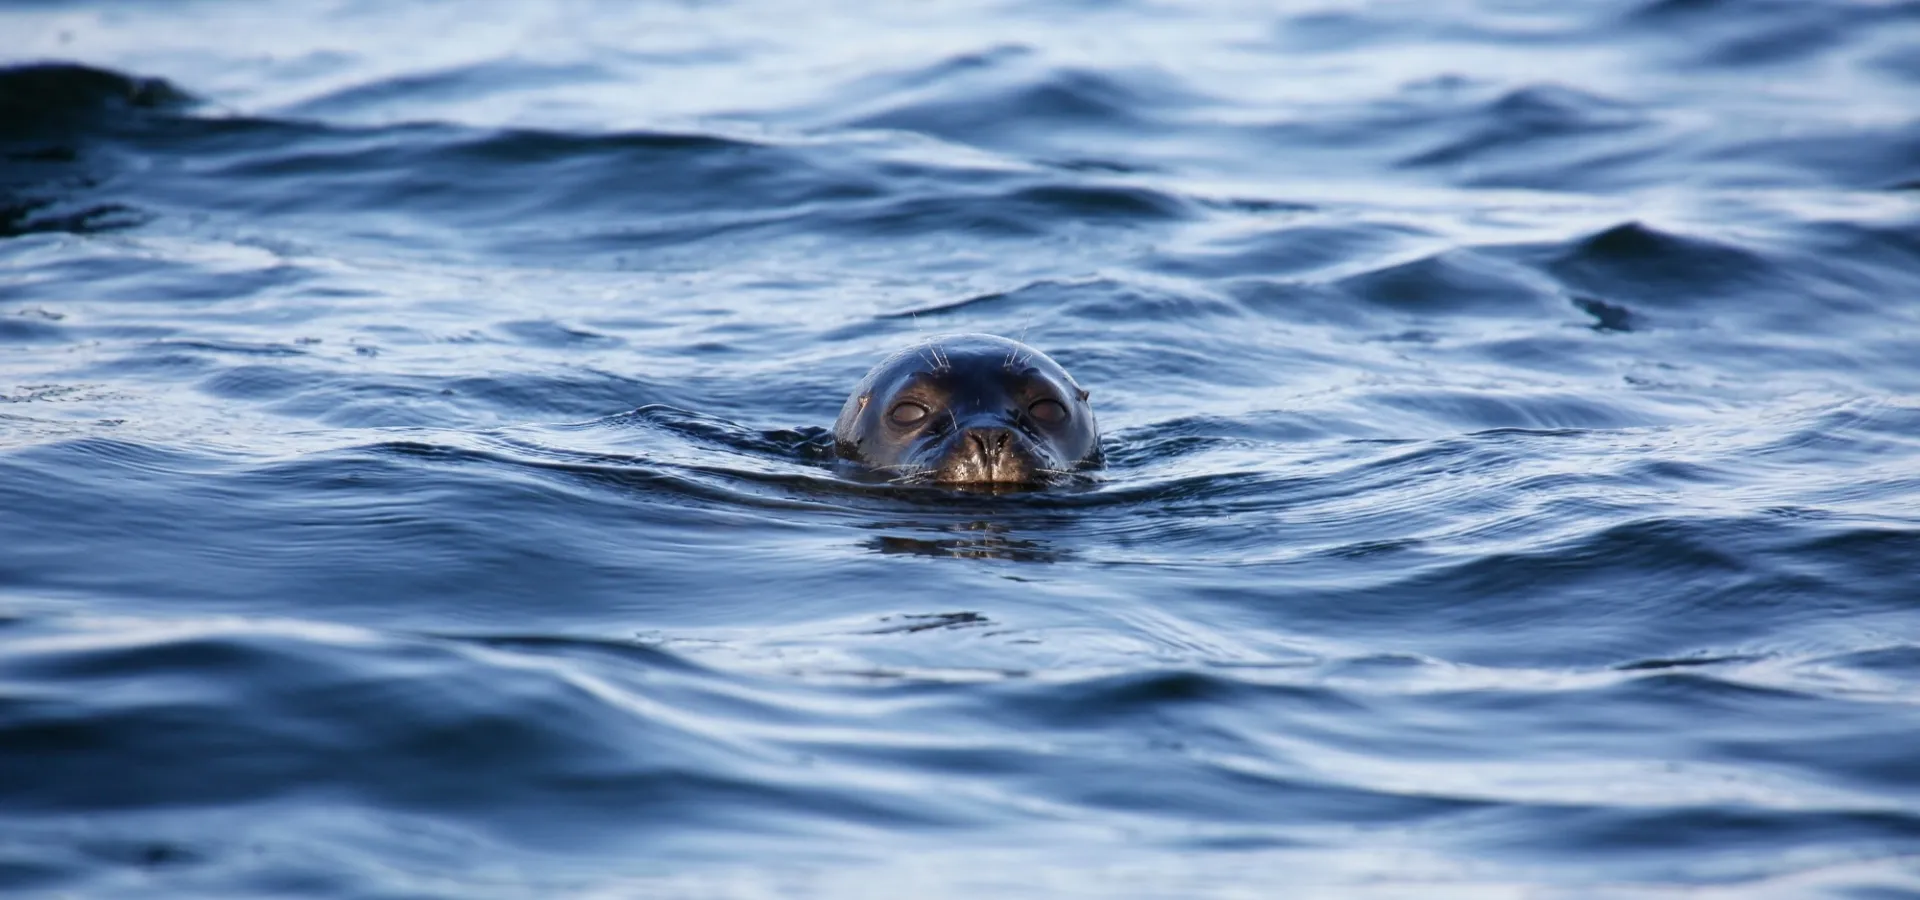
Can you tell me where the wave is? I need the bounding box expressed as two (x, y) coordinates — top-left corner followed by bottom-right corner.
(0, 62), (193, 132)
(6, 4), (1920, 893)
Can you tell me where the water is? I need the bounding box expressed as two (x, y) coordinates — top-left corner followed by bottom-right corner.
(3, 1), (1919, 895)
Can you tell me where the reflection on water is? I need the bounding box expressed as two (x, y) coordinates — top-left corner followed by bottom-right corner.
(869, 517), (1067, 562)
(864, 611), (992, 634)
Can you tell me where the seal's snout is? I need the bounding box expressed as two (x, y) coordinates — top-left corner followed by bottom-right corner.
(940, 425), (1033, 484)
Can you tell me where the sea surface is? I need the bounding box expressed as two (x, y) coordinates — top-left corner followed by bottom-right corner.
(3, 1), (1920, 897)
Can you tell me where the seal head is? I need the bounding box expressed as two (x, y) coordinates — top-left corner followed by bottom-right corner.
(834, 333), (1100, 486)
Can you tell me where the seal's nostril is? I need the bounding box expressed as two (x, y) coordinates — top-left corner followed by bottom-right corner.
(964, 427), (1013, 462)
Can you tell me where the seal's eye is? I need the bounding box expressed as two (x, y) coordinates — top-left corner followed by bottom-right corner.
(1028, 398), (1069, 425)
(888, 402), (930, 426)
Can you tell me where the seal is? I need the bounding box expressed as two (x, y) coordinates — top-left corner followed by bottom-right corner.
(834, 333), (1100, 486)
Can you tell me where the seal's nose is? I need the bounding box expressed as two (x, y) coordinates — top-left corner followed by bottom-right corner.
(936, 425), (1034, 484)
(965, 427), (1013, 465)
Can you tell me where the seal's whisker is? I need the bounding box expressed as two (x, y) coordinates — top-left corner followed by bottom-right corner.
(866, 461), (933, 478)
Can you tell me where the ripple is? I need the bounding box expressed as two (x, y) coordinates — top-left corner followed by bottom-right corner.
(279, 59), (621, 119)
(1547, 221), (1777, 303)
(1398, 84), (1650, 170)
(844, 62), (1204, 148)
(1337, 249), (1561, 317)
(0, 62), (194, 129)
(0, 617), (963, 852)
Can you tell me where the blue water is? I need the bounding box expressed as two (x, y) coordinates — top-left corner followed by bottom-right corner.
(4, 1), (1920, 896)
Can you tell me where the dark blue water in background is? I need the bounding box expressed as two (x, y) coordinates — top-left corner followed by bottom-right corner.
(4, 1), (1920, 896)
